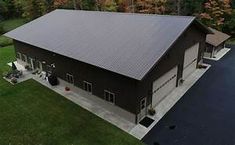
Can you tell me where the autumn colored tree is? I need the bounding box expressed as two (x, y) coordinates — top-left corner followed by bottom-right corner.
(134, 0), (167, 14)
(13, 0), (47, 20)
(103, 0), (117, 11)
(53, 0), (69, 8)
(115, 0), (129, 12)
(95, 0), (117, 11)
(200, 0), (232, 29)
(12, 0), (72, 20)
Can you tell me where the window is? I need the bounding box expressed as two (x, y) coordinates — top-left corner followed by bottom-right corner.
(37, 61), (43, 70)
(22, 54), (27, 63)
(17, 52), (22, 60)
(29, 57), (36, 70)
(83, 81), (92, 93)
(140, 98), (146, 110)
(104, 90), (115, 104)
(66, 73), (74, 84)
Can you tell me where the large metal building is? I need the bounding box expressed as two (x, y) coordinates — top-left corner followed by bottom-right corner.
(5, 10), (211, 123)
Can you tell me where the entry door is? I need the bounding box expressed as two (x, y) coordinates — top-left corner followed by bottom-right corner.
(29, 58), (35, 70)
(139, 97), (147, 121)
(183, 43), (199, 80)
(39, 61), (43, 71)
(84, 81), (92, 93)
(36, 61), (43, 71)
(152, 66), (178, 107)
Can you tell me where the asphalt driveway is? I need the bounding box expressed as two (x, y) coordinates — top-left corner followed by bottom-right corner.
(142, 45), (235, 145)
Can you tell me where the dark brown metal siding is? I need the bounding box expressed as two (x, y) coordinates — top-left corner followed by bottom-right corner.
(136, 24), (206, 113)
(206, 43), (214, 53)
(13, 23), (206, 116)
(13, 40), (139, 115)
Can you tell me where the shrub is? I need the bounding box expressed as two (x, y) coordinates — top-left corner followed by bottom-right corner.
(179, 79), (184, 84)
(197, 64), (207, 69)
(148, 107), (156, 116)
(0, 36), (13, 47)
(11, 77), (17, 84)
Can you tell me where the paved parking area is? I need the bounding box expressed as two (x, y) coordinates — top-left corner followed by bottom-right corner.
(142, 45), (235, 145)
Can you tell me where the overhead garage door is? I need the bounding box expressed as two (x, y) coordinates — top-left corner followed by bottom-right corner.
(152, 66), (178, 107)
(183, 43), (199, 80)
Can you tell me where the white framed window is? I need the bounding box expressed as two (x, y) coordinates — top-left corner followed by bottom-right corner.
(104, 90), (115, 104)
(17, 52), (22, 60)
(66, 73), (74, 84)
(29, 57), (35, 70)
(83, 81), (92, 93)
(38, 61), (43, 71)
(22, 54), (27, 63)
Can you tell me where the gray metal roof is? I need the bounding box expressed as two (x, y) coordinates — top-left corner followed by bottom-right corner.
(5, 10), (198, 80)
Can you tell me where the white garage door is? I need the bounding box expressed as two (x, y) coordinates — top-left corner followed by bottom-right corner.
(152, 66), (178, 107)
(183, 43), (199, 80)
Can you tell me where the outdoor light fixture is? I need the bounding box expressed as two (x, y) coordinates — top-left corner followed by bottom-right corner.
(51, 63), (55, 68)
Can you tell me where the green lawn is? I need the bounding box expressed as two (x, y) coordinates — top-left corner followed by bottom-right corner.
(0, 47), (144, 144)
(0, 36), (13, 47)
(227, 37), (235, 45)
(0, 18), (27, 33)
(0, 18), (27, 47)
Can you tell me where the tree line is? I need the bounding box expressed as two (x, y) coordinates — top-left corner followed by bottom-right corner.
(0, 0), (234, 36)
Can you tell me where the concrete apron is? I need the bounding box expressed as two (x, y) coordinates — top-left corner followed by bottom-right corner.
(204, 47), (231, 61)
(129, 63), (211, 139)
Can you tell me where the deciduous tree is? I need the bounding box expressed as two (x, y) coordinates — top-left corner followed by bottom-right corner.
(223, 9), (235, 36)
(134, 0), (167, 14)
(95, 0), (117, 11)
(0, 0), (8, 18)
(53, 0), (69, 8)
(200, 0), (232, 29)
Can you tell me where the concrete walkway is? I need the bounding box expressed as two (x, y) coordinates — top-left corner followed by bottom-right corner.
(204, 47), (230, 61)
(33, 76), (136, 132)
(5, 61), (210, 140)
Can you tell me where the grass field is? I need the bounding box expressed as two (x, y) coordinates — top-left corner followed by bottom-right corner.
(227, 38), (235, 45)
(0, 18), (27, 47)
(0, 23), (144, 145)
(0, 18), (27, 33)
(0, 36), (13, 47)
